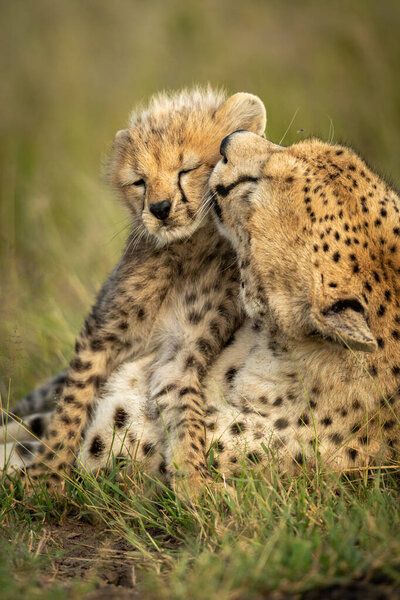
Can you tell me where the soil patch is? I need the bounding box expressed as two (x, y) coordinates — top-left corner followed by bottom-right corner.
(37, 519), (143, 599)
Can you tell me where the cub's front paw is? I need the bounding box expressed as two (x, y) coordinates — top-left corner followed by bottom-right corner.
(21, 464), (68, 496)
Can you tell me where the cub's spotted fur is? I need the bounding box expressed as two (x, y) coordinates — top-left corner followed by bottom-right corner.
(6, 89), (266, 492)
(5, 132), (399, 480)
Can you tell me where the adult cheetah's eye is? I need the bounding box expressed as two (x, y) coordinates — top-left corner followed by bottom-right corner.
(324, 298), (365, 316)
(132, 179), (145, 187)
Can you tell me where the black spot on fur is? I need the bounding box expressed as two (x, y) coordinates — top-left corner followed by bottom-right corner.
(377, 305), (386, 317)
(70, 357), (92, 372)
(247, 451), (262, 464)
(86, 375), (104, 390)
(188, 311), (203, 325)
(29, 416), (44, 437)
(153, 384), (177, 399)
(197, 338), (213, 357)
(373, 271), (381, 283)
(142, 442), (155, 456)
(89, 435), (105, 457)
(114, 407), (129, 429)
(16, 441), (37, 458)
(293, 452), (304, 465)
(225, 367), (237, 383)
(364, 281), (372, 293)
(231, 422), (246, 435)
(330, 433), (344, 445)
(179, 386), (200, 397)
(348, 448), (358, 461)
(298, 413), (309, 426)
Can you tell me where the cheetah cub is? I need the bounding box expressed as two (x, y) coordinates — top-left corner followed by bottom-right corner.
(7, 89), (265, 492)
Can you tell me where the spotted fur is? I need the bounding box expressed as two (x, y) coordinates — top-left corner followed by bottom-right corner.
(73, 132), (400, 476)
(7, 132), (399, 482)
(8, 89), (266, 492)
(206, 131), (400, 473)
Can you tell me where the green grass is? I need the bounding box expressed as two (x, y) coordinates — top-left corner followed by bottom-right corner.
(1, 0), (400, 597)
(1, 463), (400, 597)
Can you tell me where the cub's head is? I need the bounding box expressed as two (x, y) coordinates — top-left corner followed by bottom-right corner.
(211, 131), (400, 356)
(109, 88), (266, 245)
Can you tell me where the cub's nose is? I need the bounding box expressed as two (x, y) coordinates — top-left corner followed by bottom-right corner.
(220, 129), (249, 157)
(149, 200), (171, 221)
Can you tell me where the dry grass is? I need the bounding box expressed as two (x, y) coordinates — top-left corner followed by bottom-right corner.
(1, 1), (400, 597)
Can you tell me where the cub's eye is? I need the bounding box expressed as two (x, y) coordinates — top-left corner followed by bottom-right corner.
(178, 165), (202, 180)
(132, 179), (145, 187)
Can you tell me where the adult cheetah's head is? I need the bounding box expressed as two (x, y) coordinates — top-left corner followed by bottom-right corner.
(108, 88), (266, 245)
(211, 131), (400, 355)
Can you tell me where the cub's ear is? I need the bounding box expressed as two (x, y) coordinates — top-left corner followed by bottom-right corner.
(113, 129), (131, 146)
(309, 298), (377, 352)
(215, 93), (266, 136)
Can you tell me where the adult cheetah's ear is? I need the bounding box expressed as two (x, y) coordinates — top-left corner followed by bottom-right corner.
(309, 298), (377, 353)
(215, 93), (266, 136)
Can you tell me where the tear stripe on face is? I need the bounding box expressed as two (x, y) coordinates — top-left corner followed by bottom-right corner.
(214, 176), (260, 199)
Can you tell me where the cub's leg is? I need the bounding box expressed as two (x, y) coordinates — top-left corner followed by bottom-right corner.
(0, 411), (53, 444)
(78, 354), (166, 481)
(148, 252), (242, 495)
(1, 441), (42, 470)
(0, 410), (51, 470)
(25, 248), (174, 490)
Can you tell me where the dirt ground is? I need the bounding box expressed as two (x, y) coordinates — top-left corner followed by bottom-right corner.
(34, 519), (142, 599)
(23, 519), (399, 600)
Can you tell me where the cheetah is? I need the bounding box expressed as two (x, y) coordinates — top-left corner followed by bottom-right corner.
(204, 130), (400, 473)
(3, 89), (266, 492)
(6, 131), (399, 481)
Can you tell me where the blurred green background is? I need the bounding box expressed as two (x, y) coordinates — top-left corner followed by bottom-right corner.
(1, 0), (400, 401)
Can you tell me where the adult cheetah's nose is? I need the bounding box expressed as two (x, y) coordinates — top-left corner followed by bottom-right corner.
(220, 129), (249, 158)
(149, 200), (171, 221)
